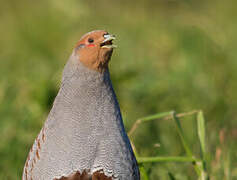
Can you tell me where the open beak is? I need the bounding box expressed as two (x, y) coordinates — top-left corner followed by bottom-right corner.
(100, 34), (117, 49)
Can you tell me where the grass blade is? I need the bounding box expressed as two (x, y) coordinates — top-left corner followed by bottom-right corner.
(128, 111), (174, 136)
(197, 111), (206, 158)
(172, 112), (202, 176)
(172, 112), (193, 157)
(137, 156), (198, 163)
(168, 172), (176, 180)
(139, 165), (150, 180)
(197, 111), (209, 180)
(139, 111), (175, 123)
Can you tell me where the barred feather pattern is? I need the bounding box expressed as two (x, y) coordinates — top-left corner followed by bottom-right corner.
(22, 53), (140, 180)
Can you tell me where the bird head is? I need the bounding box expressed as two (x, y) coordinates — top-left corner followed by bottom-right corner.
(74, 30), (116, 73)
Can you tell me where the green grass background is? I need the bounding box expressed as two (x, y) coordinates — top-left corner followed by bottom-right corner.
(0, 0), (237, 179)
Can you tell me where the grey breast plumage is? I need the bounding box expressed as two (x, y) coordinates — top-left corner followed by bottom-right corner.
(22, 51), (140, 180)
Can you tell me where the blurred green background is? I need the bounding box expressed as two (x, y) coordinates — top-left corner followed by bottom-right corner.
(0, 0), (237, 179)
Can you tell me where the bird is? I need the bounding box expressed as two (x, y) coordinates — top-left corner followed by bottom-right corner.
(22, 30), (140, 180)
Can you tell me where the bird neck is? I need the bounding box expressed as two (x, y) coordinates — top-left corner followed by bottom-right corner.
(52, 56), (123, 133)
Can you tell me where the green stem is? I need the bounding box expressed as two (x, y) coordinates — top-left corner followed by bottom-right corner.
(137, 156), (199, 163)
(172, 112), (202, 177)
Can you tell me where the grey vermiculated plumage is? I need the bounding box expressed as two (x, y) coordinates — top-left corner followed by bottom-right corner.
(23, 38), (140, 179)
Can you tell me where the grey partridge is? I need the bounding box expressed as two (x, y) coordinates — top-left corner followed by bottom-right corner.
(22, 30), (140, 180)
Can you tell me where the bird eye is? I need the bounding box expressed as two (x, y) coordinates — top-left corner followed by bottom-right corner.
(88, 38), (94, 43)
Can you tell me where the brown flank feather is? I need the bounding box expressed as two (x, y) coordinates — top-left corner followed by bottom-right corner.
(54, 170), (113, 180)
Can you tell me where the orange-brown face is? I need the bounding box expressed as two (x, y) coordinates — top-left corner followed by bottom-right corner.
(75, 30), (116, 72)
